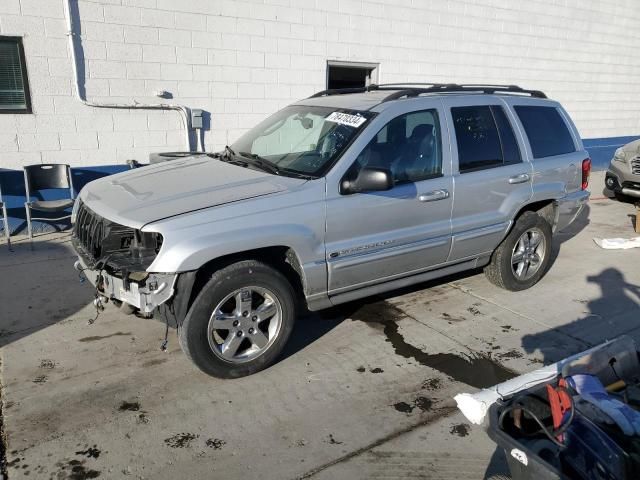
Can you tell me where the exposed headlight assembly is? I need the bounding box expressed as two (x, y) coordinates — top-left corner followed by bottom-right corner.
(613, 147), (626, 163)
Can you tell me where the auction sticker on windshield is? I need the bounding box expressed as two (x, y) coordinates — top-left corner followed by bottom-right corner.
(326, 111), (367, 128)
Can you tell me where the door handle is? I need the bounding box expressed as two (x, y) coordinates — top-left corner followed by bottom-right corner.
(508, 173), (530, 184)
(419, 189), (449, 202)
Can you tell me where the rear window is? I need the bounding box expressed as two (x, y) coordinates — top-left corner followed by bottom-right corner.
(452, 105), (521, 173)
(514, 106), (575, 158)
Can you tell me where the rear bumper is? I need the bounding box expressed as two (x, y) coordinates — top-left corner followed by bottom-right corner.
(556, 190), (589, 232)
(74, 256), (177, 314)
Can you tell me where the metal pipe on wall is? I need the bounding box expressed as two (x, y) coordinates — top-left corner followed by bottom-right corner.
(62, 0), (193, 152)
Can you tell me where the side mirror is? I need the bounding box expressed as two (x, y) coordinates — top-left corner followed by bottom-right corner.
(341, 167), (394, 195)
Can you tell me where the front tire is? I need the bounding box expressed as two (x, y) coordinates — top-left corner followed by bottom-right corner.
(179, 260), (296, 378)
(484, 211), (552, 291)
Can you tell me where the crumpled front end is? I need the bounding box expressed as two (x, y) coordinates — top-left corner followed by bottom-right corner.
(71, 199), (176, 313)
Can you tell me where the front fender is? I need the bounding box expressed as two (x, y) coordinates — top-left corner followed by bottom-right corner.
(147, 223), (323, 273)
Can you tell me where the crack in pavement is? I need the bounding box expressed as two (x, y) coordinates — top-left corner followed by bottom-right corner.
(295, 405), (458, 479)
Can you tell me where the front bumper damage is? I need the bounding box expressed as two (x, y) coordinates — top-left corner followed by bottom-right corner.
(74, 255), (177, 314)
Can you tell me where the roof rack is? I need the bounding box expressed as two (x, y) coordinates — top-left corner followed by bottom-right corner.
(308, 83), (547, 101)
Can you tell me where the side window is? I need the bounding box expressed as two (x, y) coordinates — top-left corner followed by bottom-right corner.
(514, 106), (576, 158)
(354, 109), (442, 184)
(452, 105), (521, 173)
(492, 106), (521, 165)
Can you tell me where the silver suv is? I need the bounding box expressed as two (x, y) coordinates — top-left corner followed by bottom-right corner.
(605, 139), (640, 199)
(71, 83), (590, 378)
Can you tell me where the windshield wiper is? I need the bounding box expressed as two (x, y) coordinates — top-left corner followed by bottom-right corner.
(238, 152), (281, 175)
(208, 146), (248, 166)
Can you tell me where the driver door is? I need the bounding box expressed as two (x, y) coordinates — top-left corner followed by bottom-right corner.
(325, 106), (453, 294)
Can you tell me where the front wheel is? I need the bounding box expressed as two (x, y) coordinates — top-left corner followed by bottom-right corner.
(484, 211), (552, 291)
(179, 260), (296, 378)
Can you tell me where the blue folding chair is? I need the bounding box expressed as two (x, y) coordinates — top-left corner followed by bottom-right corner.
(23, 164), (75, 240)
(0, 180), (11, 250)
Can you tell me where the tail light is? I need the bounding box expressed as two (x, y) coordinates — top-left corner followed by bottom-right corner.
(581, 158), (591, 190)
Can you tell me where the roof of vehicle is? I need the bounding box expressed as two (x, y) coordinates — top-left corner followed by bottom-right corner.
(296, 83), (550, 112)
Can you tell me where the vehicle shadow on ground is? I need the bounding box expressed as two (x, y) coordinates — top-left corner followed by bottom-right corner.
(484, 265), (640, 478)
(280, 205), (590, 364)
(0, 236), (90, 348)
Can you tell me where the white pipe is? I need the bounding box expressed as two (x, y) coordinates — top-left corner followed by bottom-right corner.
(63, 0), (192, 152)
(454, 337), (630, 425)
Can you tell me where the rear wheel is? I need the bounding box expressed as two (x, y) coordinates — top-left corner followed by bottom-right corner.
(484, 211), (552, 291)
(179, 260), (296, 378)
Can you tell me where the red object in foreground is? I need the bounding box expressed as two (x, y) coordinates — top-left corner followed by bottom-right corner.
(546, 378), (572, 442)
(582, 157), (592, 190)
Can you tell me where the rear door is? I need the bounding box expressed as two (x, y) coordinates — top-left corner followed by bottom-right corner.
(444, 96), (533, 261)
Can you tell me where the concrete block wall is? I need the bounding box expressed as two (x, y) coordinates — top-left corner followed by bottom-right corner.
(0, 0), (639, 170)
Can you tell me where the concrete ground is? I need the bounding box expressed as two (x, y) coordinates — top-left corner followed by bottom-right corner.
(0, 171), (639, 480)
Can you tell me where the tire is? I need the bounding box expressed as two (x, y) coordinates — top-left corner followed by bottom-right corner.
(179, 260), (297, 378)
(484, 211), (552, 291)
(486, 475), (512, 480)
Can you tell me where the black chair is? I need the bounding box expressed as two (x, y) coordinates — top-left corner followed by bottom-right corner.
(0, 180), (11, 250)
(23, 164), (75, 239)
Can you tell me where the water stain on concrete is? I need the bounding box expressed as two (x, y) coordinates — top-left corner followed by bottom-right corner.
(54, 459), (100, 479)
(39, 359), (55, 369)
(118, 401), (140, 412)
(370, 367), (384, 373)
(141, 358), (168, 368)
(450, 423), (470, 437)
(78, 332), (131, 343)
(32, 375), (47, 384)
(356, 366), (366, 373)
(164, 433), (199, 448)
(393, 401), (414, 413)
(422, 378), (442, 391)
(414, 397), (432, 412)
(137, 412), (150, 424)
(205, 438), (225, 450)
(441, 312), (466, 322)
(351, 300), (516, 389)
(497, 349), (523, 360)
(75, 446), (100, 459)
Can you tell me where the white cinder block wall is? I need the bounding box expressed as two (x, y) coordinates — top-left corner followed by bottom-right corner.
(0, 0), (639, 169)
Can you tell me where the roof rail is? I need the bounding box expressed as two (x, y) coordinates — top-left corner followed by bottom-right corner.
(308, 83), (547, 100)
(309, 86), (376, 98)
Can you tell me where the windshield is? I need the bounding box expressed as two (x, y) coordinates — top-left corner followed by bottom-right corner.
(230, 106), (374, 177)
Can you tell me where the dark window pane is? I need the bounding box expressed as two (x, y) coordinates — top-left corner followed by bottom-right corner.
(514, 106), (575, 158)
(491, 106), (521, 165)
(354, 109), (442, 184)
(452, 106), (502, 172)
(0, 37), (30, 112)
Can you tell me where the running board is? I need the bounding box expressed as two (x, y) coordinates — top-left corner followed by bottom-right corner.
(328, 258), (481, 307)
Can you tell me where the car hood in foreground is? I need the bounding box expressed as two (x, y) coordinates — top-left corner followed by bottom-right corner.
(622, 139), (640, 154)
(80, 156), (307, 229)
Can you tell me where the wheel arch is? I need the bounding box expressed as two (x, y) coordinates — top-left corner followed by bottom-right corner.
(168, 246), (307, 327)
(512, 198), (558, 232)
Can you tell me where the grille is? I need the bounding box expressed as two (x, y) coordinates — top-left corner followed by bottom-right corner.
(73, 201), (134, 262)
(73, 200), (103, 259)
(631, 156), (640, 175)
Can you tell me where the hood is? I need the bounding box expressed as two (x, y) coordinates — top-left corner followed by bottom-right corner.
(622, 139), (640, 154)
(80, 156), (307, 229)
